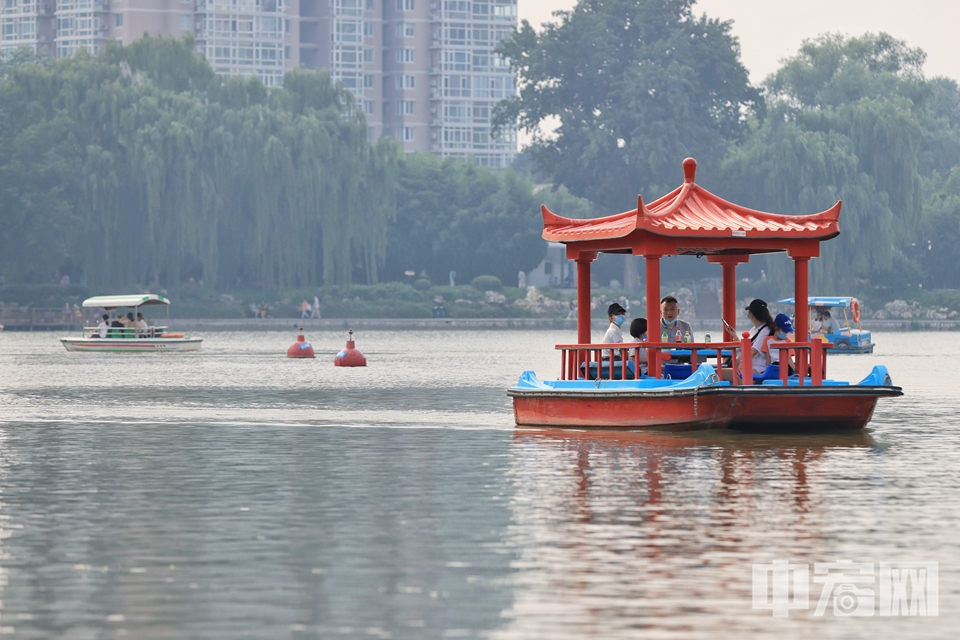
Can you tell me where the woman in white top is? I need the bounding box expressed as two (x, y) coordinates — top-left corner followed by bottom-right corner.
(744, 299), (777, 374)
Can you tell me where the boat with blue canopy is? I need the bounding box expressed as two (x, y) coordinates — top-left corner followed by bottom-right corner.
(777, 296), (873, 353)
(507, 158), (900, 431)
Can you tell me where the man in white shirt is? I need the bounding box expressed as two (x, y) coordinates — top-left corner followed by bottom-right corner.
(601, 302), (627, 359)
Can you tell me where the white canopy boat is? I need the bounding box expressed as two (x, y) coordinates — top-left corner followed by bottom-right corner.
(61, 294), (202, 352)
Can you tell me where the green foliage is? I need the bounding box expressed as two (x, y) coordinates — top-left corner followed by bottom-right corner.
(426, 285), (484, 301)
(721, 32), (960, 291)
(495, 0), (761, 212)
(918, 168), (960, 288)
(413, 278), (432, 291)
(470, 275), (502, 291)
(0, 283), (90, 306)
(383, 153), (547, 285)
(0, 36), (398, 291)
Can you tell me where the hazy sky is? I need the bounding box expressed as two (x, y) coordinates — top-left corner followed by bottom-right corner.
(517, 0), (960, 85)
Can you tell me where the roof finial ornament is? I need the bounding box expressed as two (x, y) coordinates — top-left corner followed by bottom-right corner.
(682, 157), (697, 184)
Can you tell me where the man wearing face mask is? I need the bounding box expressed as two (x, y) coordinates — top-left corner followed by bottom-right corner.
(601, 302), (627, 359)
(659, 295), (694, 343)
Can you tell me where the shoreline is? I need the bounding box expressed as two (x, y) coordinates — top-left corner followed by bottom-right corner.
(167, 317), (960, 332)
(8, 317), (959, 332)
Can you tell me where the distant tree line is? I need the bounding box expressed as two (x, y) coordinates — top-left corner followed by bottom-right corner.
(0, 36), (564, 293)
(497, 0), (960, 291)
(0, 37), (401, 291)
(5, 0), (960, 296)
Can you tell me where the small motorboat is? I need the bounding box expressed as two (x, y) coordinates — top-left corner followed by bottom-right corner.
(778, 296), (873, 353)
(61, 294), (202, 353)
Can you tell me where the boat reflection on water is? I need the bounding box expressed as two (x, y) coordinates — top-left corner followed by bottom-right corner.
(495, 429), (879, 639)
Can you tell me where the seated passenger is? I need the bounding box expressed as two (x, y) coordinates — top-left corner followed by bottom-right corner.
(762, 313), (796, 375)
(110, 314), (125, 328)
(659, 295), (694, 343)
(123, 312), (136, 328)
(721, 299), (775, 383)
(811, 309), (824, 333)
(136, 312), (149, 335)
(745, 299), (776, 374)
(628, 317), (649, 376)
(601, 302), (627, 360)
(97, 314), (109, 338)
(819, 309), (841, 335)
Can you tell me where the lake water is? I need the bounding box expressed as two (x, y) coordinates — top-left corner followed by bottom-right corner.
(0, 329), (957, 638)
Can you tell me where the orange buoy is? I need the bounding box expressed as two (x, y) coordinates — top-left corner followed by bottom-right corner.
(287, 327), (315, 358)
(334, 329), (366, 367)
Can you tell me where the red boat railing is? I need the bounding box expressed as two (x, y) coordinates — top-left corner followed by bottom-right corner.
(556, 338), (831, 385)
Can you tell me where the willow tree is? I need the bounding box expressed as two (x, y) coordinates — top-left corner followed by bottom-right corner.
(0, 36), (399, 291)
(723, 33), (952, 290)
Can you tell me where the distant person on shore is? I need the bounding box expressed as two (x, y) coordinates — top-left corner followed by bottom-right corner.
(518, 270), (526, 289)
(97, 314), (109, 338)
(449, 270), (456, 286)
(301, 300), (310, 318)
(659, 295), (694, 343)
(311, 295), (321, 318)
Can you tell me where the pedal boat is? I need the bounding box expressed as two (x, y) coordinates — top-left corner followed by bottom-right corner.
(508, 158), (901, 431)
(778, 296), (873, 353)
(61, 294), (202, 353)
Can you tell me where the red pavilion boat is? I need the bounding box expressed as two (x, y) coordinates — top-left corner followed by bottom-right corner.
(508, 158), (902, 431)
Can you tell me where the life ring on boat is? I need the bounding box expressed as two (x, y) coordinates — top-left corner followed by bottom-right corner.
(850, 299), (861, 324)
(160, 333), (184, 338)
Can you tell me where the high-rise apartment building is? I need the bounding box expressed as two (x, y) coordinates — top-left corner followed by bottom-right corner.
(2, 0), (516, 165)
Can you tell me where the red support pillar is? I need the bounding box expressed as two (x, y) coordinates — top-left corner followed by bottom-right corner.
(575, 254), (596, 345)
(794, 256), (811, 381)
(793, 257), (809, 341)
(722, 262), (738, 338)
(710, 256), (748, 339)
(645, 254), (661, 378)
